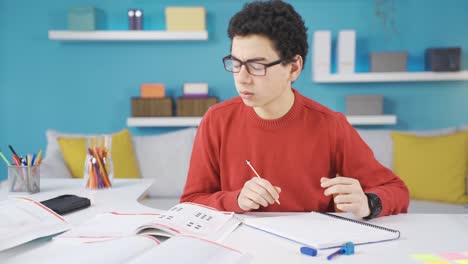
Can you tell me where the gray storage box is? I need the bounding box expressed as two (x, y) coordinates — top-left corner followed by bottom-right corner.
(370, 52), (408, 72)
(425, 47), (461, 72)
(346, 95), (383, 115)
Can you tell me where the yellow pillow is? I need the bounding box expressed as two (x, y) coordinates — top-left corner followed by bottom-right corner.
(57, 129), (141, 179)
(392, 131), (468, 204)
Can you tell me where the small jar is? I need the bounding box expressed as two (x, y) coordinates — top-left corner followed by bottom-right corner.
(84, 135), (113, 189)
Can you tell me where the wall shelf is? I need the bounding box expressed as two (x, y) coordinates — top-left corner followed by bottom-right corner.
(48, 30), (209, 41)
(346, 115), (397, 125)
(127, 117), (202, 127)
(312, 31), (468, 83)
(314, 71), (468, 83)
(127, 115), (397, 127)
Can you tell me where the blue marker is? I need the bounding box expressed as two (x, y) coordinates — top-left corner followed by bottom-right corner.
(31, 153), (37, 166)
(300, 246), (317, 257)
(327, 242), (354, 260)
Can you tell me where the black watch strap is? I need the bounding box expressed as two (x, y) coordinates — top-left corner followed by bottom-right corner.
(363, 193), (382, 220)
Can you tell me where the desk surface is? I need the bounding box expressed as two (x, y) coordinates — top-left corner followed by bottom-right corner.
(228, 213), (468, 263)
(2, 179), (467, 264)
(7, 179), (160, 225)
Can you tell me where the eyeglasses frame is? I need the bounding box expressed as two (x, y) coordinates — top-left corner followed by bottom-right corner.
(222, 55), (284, 76)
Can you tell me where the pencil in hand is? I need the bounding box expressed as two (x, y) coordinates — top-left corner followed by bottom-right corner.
(245, 160), (281, 205)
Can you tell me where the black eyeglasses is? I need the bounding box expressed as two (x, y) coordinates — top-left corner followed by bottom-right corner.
(222, 55), (283, 76)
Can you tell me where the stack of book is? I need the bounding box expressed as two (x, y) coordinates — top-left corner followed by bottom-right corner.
(131, 84), (173, 117)
(177, 83), (217, 116)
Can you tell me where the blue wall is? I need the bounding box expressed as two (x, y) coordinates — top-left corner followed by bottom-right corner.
(1, 0), (468, 160)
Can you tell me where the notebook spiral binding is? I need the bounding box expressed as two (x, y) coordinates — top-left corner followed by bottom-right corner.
(318, 212), (401, 239)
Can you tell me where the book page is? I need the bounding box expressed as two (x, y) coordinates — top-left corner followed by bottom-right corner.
(57, 203), (240, 243)
(129, 235), (249, 264)
(136, 203), (240, 242)
(58, 212), (161, 241)
(8, 235), (160, 264)
(243, 212), (400, 249)
(0, 197), (71, 251)
(9, 234), (248, 264)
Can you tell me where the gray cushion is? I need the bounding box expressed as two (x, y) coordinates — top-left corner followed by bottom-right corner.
(356, 129), (393, 169)
(133, 128), (197, 198)
(408, 200), (468, 214)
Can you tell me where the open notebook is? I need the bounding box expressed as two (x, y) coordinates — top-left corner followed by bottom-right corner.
(243, 211), (400, 249)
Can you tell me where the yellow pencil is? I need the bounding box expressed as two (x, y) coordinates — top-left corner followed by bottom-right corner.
(35, 150), (43, 165)
(245, 160), (280, 205)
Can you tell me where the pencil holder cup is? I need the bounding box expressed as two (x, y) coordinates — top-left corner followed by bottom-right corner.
(8, 165), (40, 193)
(0, 176), (8, 200)
(84, 135), (113, 189)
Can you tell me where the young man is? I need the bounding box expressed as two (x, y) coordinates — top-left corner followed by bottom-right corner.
(181, 0), (409, 219)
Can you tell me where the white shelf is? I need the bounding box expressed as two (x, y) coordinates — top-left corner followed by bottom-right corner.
(346, 115), (397, 125)
(312, 31), (468, 83)
(127, 117), (202, 127)
(314, 71), (468, 83)
(48, 30), (208, 41)
(127, 115), (396, 127)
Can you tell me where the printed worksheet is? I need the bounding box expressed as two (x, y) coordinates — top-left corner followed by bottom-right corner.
(0, 197), (71, 251)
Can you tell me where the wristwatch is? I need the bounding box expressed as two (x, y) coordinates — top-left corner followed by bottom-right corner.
(363, 193), (382, 220)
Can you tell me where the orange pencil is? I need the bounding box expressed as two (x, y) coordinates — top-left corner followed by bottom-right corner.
(92, 147), (111, 188)
(87, 161), (95, 188)
(35, 150), (43, 165)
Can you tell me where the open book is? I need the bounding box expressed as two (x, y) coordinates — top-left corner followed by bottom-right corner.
(58, 202), (241, 242)
(0, 197), (71, 251)
(243, 211), (400, 249)
(9, 234), (249, 264)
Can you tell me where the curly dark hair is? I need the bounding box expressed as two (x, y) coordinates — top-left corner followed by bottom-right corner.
(228, 0), (308, 70)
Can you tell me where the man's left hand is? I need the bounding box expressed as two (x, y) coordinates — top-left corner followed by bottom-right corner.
(321, 176), (370, 218)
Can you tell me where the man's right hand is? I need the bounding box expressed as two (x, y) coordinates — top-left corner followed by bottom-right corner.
(237, 177), (281, 211)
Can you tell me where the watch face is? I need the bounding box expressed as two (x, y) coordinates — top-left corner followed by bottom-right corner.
(373, 202), (382, 214)
(366, 193), (382, 219)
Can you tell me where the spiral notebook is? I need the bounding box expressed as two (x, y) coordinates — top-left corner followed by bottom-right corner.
(243, 212), (400, 249)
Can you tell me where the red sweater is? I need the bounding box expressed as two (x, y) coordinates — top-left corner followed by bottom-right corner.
(180, 89), (409, 216)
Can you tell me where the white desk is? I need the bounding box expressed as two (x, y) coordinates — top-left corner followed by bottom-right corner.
(5, 179), (160, 225)
(1, 179), (467, 264)
(227, 213), (468, 263)
(0, 178), (161, 262)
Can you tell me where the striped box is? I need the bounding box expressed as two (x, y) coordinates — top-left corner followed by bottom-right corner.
(131, 97), (173, 117)
(176, 97), (217, 116)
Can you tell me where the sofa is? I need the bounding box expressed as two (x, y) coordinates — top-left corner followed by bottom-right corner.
(41, 125), (468, 214)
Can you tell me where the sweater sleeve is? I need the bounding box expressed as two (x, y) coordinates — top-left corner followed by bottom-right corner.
(333, 113), (409, 217)
(180, 109), (243, 213)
